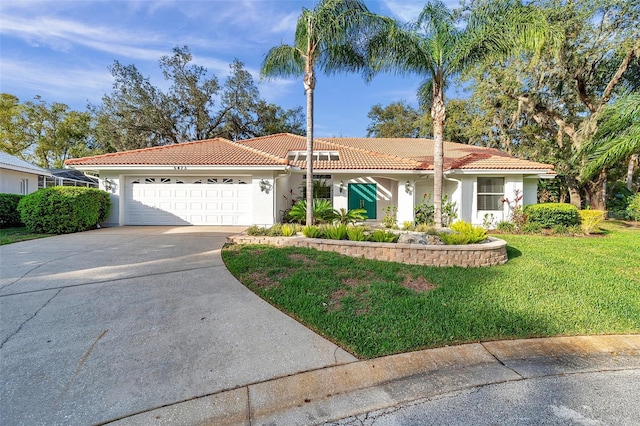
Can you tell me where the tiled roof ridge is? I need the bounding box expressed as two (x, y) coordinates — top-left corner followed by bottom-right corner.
(64, 138), (233, 165)
(448, 152), (493, 170)
(318, 137), (424, 169)
(231, 139), (290, 165)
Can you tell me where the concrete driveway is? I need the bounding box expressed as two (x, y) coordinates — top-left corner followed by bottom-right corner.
(0, 227), (356, 425)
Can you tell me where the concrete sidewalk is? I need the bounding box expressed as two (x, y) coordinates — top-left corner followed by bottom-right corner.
(111, 334), (640, 425)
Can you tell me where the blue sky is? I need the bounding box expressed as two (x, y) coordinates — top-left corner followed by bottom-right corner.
(0, 0), (461, 138)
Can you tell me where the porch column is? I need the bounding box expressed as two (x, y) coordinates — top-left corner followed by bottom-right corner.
(396, 179), (415, 226)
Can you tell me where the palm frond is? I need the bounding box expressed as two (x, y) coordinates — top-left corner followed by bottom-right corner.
(579, 93), (640, 179)
(260, 45), (304, 79)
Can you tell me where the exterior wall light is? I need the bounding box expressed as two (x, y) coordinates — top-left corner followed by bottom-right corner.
(339, 181), (345, 193)
(259, 179), (270, 193)
(405, 181), (413, 194)
(103, 178), (113, 191)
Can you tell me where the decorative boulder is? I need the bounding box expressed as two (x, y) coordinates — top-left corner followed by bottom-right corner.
(397, 233), (443, 245)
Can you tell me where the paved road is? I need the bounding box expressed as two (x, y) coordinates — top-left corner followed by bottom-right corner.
(0, 227), (355, 425)
(331, 369), (640, 425)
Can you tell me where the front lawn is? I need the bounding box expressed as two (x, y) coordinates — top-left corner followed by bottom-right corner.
(222, 221), (640, 359)
(0, 227), (51, 245)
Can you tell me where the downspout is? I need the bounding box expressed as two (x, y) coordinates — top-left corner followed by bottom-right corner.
(273, 165), (292, 224)
(443, 172), (462, 225)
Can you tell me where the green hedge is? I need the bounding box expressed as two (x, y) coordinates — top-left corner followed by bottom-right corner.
(627, 193), (640, 221)
(0, 193), (24, 228)
(524, 203), (580, 228)
(17, 187), (111, 234)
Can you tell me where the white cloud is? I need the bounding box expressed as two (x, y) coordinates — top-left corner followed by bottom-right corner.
(0, 58), (113, 106)
(381, 0), (461, 22)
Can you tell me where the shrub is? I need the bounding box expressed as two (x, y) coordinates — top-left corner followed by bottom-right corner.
(415, 224), (437, 234)
(579, 210), (606, 234)
(414, 194), (435, 225)
(280, 224), (297, 237)
(17, 187), (111, 234)
(302, 225), (323, 238)
(551, 224), (568, 235)
(247, 225), (268, 236)
(496, 221), (515, 232)
(627, 193), (640, 221)
(369, 230), (398, 243)
(323, 224), (348, 240)
(333, 208), (367, 225)
(402, 221), (415, 231)
(382, 206), (398, 228)
(0, 193), (24, 228)
(524, 203), (579, 228)
(267, 223), (283, 236)
(289, 199), (336, 224)
(522, 222), (542, 234)
(438, 220), (487, 245)
(346, 226), (367, 241)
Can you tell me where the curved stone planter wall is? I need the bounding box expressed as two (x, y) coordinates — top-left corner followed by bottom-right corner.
(227, 235), (508, 268)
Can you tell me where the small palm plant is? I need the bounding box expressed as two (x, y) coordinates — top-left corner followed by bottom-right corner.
(334, 208), (368, 225)
(289, 199), (336, 224)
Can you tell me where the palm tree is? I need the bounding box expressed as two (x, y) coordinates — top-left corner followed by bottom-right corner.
(369, 0), (557, 227)
(578, 93), (640, 191)
(261, 0), (385, 225)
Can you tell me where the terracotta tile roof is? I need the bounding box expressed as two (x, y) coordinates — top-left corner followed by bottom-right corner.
(64, 133), (554, 173)
(64, 138), (289, 167)
(237, 133), (423, 170)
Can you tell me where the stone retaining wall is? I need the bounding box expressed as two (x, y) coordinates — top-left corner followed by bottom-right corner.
(227, 235), (508, 267)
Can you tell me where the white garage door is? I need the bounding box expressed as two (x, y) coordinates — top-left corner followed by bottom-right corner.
(125, 176), (252, 225)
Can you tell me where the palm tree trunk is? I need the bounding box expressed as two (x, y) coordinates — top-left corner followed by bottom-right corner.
(432, 87), (445, 228)
(305, 84), (314, 225)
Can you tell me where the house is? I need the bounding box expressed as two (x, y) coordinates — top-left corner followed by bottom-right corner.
(64, 133), (555, 227)
(0, 151), (52, 195)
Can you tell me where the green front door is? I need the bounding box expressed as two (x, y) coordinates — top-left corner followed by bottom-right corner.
(348, 183), (377, 219)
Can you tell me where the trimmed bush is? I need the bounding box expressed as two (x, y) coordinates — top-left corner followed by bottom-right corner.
(0, 193), (24, 228)
(627, 193), (640, 221)
(524, 203), (579, 228)
(323, 224), (348, 240)
(438, 220), (487, 245)
(578, 210), (606, 234)
(17, 187), (111, 234)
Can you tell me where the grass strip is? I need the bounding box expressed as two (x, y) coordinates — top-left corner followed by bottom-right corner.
(222, 222), (640, 359)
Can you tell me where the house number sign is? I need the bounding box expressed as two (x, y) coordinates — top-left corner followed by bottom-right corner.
(173, 166), (187, 170)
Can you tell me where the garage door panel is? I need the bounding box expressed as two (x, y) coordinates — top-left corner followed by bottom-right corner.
(125, 177), (253, 225)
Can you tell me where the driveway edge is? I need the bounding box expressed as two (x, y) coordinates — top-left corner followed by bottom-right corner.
(108, 334), (640, 426)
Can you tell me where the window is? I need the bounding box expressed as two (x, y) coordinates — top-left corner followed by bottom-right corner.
(20, 179), (28, 195)
(477, 177), (504, 210)
(287, 151), (340, 162)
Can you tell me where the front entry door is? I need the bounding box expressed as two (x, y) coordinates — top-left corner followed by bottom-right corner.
(348, 183), (377, 219)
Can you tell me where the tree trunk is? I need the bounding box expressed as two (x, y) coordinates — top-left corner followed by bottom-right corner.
(305, 85), (314, 225)
(584, 169), (607, 210)
(304, 18), (315, 226)
(432, 86), (445, 228)
(565, 176), (582, 209)
(628, 154), (638, 191)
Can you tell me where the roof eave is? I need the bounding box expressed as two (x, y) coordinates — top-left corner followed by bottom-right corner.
(67, 164), (290, 172)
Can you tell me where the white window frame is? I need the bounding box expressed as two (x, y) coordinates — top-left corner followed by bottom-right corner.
(477, 177), (504, 211)
(20, 179), (29, 195)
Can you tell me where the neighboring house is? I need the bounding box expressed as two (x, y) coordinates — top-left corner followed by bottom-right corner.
(48, 169), (99, 188)
(64, 133), (554, 227)
(0, 151), (52, 195)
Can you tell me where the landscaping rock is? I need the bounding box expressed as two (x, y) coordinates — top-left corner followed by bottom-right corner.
(397, 233), (444, 245)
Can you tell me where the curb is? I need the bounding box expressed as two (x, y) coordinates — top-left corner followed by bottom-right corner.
(109, 335), (640, 425)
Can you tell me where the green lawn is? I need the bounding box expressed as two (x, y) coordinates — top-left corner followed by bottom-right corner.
(222, 221), (640, 359)
(0, 227), (51, 245)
